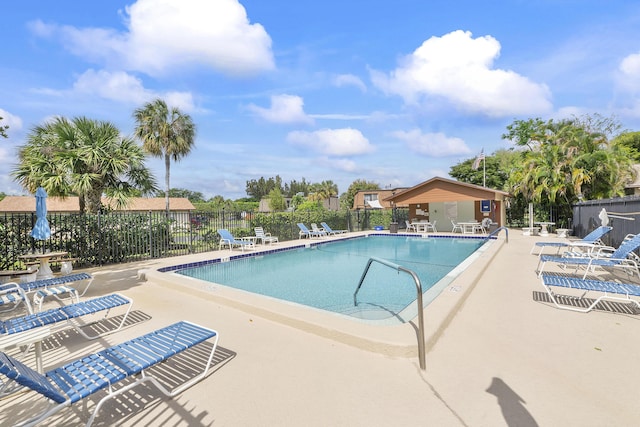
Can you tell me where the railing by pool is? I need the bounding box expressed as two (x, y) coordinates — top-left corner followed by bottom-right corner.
(353, 256), (426, 370)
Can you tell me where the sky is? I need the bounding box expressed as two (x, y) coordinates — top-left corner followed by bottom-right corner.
(3, 0), (640, 200)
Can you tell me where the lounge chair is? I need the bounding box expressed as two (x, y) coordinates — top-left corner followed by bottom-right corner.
(450, 219), (462, 233)
(537, 233), (640, 279)
(0, 272), (94, 314)
(1, 293), (132, 342)
(297, 223), (325, 239)
(320, 222), (348, 235)
(217, 229), (255, 251)
(311, 223), (328, 237)
(254, 227), (279, 245)
(539, 273), (640, 313)
(531, 225), (612, 256)
(0, 320), (219, 427)
(405, 220), (417, 233)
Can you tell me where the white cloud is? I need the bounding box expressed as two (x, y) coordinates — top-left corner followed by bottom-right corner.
(333, 74), (367, 92)
(0, 109), (23, 134)
(390, 129), (471, 157)
(71, 69), (195, 111)
(371, 30), (552, 117)
(618, 52), (640, 92)
(30, 0), (274, 77)
(287, 128), (374, 156)
(247, 94), (313, 124)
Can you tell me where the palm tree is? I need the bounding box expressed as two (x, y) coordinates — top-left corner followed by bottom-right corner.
(133, 99), (196, 216)
(13, 117), (158, 213)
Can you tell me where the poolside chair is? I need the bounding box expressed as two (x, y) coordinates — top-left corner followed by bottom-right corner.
(0, 320), (219, 427)
(297, 223), (324, 239)
(1, 293), (132, 343)
(320, 222), (348, 235)
(530, 225), (613, 256)
(539, 273), (640, 313)
(254, 227), (279, 245)
(537, 233), (640, 279)
(405, 220), (417, 233)
(425, 220), (437, 233)
(217, 229), (255, 251)
(311, 223), (328, 237)
(0, 272), (94, 314)
(451, 219), (462, 233)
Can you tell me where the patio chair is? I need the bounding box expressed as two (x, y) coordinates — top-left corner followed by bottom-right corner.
(320, 222), (348, 235)
(297, 223), (324, 239)
(311, 223), (328, 237)
(450, 219), (462, 233)
(537, 233), (640, 279)
(531, 225), (613, 256)
(405, 220), (417, 233)
(539, 273), (640, 313)
(1, 293), (132, 343)
(0, 320), (219, 427)
(254, 227), (279, 245)
(217, 229), (255, 251)
(0, 272), (94, 315)
(425, 220), (437, 232)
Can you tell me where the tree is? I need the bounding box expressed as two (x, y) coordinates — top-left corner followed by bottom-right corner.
(267, 188), (286, 211)
(245, 176), (283, 200)
(157, 188), (205, 203)
(340, 179), (379, 210)
(0, 116), (8, 139)
(502, 115), (634, 224)
(133, 98), (196, 216)
(309, 180), (338, 201)
(612, 131), (640, 162)
(449, 149), (518, 189)
(13, 116), (157, 213)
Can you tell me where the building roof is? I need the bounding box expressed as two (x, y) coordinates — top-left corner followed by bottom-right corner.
(384, 176), (509, 204)
(0, 196), (195, 213)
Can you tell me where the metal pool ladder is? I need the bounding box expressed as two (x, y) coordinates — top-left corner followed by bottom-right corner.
(353, 256), (426, 370)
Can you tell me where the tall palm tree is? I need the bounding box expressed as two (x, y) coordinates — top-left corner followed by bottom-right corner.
(13, 116), (158, 213)
(133, 99), (196, 216)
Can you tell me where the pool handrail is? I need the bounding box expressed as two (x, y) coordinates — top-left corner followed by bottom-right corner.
(353, 256), (426, 370)
(486, 226), (509, 243)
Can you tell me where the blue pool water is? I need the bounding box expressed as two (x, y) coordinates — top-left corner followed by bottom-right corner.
(176, 235), (487, 322)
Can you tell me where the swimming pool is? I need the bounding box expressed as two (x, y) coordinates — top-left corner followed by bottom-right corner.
(174, 235), (490, 323)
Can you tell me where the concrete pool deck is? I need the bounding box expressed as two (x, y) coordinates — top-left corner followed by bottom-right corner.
(2, 229), (640, 426)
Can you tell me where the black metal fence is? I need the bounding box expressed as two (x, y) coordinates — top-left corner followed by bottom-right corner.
(572, 196), (640, 248)
(0, 208), (407, 270)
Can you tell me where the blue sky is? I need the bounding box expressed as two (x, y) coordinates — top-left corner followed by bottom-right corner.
(3, 0), (640, 200)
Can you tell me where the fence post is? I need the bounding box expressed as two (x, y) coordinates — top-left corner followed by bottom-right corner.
(148, 210), (152, 257)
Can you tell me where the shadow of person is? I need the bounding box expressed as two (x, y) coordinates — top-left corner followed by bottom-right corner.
(486, 377), (539, 427)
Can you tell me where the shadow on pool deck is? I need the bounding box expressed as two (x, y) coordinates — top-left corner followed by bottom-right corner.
(3, 229), (640, 426)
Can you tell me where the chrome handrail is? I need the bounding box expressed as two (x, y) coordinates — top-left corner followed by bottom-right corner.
(353, 256), (426, 370)
(486, 226), (509, 243)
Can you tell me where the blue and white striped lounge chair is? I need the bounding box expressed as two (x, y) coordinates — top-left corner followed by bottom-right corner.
(321, 222), (348, 235)
(0, 272), (94, 314)
(540, 273), (640, 313)
(254, 227), (279, 245)
(311, 223), (328, 237)
(0, 321), (219, 427)
(530, 226), (612, 256)
(297, 223), (324, 239)
(537, 233), (640, 279)
(217, 229), (255, 251)
(0, 293), (132, 343)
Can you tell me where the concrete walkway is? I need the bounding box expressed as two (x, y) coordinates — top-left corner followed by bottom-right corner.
(2, 229), (639, 426)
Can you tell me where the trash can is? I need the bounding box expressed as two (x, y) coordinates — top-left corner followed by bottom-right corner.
(489, 222), (499, 233)
(389, 222), (398, 233)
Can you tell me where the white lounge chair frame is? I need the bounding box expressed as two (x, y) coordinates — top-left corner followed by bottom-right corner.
(0, 321), (219, 427)
(254, 227), (279, 245)
(540, 273), (640, 313)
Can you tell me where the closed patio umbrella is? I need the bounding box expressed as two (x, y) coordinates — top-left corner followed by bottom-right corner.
(30, 187), (51, 251)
